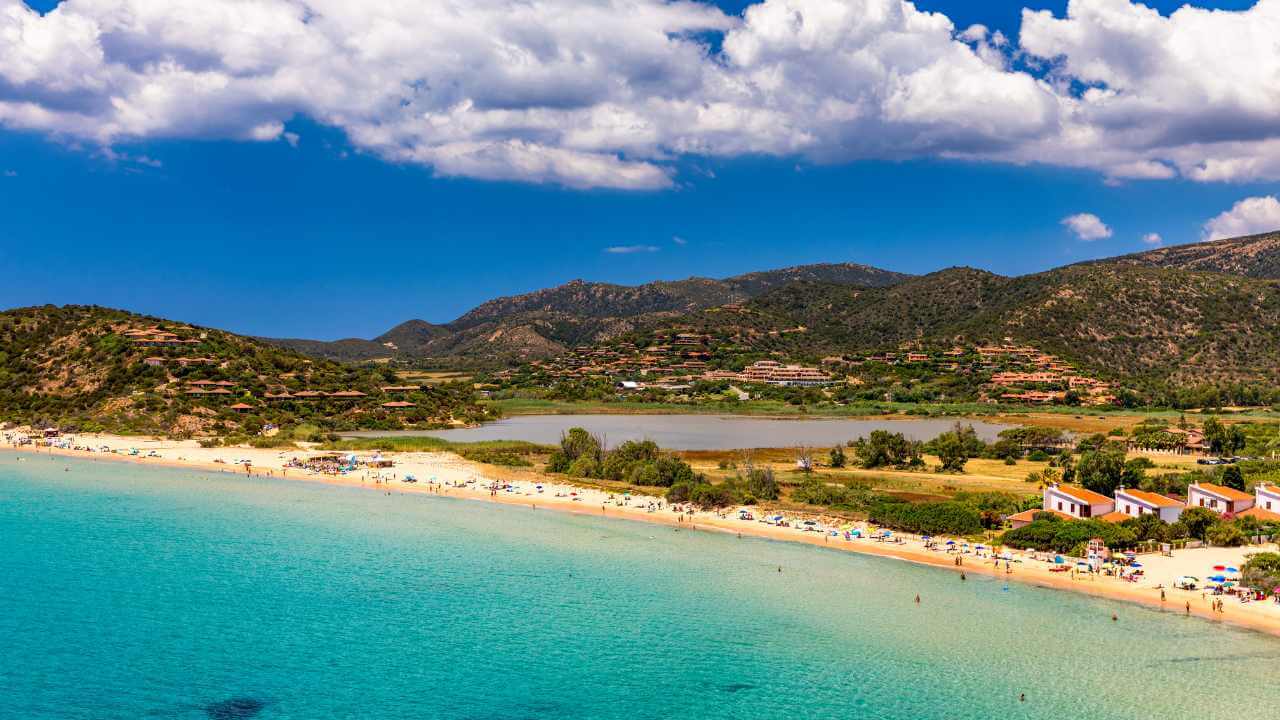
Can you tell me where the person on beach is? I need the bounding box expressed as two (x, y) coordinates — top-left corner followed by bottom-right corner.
(914, 594), (920, 604)
(961, 572), (966, 581)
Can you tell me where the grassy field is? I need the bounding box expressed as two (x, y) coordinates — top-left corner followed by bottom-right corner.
(396, 370), (474, 386)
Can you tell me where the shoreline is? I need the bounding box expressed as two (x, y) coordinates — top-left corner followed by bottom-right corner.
(8, 435), (1280, 639)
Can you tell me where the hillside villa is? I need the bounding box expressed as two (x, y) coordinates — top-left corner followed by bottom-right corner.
(1112, 487), (1184, 523)
(1187, 482), (1255, 516)
(1044, 483), (1114, 519)
(1256, 483), (1280, 513)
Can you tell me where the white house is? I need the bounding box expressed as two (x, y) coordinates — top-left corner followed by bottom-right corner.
(1238, 483), (1280, 522)
(1113, 486), (1184, 523)
(1043, 483), (1115, 519)
(1186, 482), (1254, 516)
(1256, 483), (1280, 513)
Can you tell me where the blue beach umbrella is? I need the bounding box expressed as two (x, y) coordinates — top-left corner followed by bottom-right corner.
(1130, 562), (1143, 568)
(1209, 575), (1227, 582)
(1226, 567), (1239, 573)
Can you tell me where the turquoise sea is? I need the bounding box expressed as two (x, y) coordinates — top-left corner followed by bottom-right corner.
(3, 453), (1279, 720)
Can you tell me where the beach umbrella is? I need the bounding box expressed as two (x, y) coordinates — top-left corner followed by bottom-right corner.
(1130, 562), (1143, 568)
(1226, 566), (1239, 573)
(1213, 565), (1226, 571)
(1054, 556), (1064, 564)
(946, 540), (956, 545)
(922, 535), (931, 540)
(1209, 574), (1226, 582)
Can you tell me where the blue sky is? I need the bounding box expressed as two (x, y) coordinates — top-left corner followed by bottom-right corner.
(0, 0), (1276, 339)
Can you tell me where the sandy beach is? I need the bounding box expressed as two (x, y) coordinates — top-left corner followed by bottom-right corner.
(8, 433), (1280, 639)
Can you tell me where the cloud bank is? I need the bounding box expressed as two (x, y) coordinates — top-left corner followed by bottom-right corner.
(2, 1), (1280, 189)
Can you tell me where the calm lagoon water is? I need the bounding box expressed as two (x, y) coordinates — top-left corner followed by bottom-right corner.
(3, 453), (1279, 720)
(344, 414), (1011, 449)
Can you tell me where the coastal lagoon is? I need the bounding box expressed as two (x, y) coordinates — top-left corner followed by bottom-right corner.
(345, 414), (1012, 449)
(4, 454), (1280, 720)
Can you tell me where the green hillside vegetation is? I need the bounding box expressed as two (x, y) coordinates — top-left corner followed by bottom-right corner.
(268, 263), (909, 363)
(620, 263), (1280, 406)
(0, 305), (492, 436)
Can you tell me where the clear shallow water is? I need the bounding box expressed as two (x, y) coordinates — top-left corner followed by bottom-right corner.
(2, 453), (1278, 720)
(344, 414), (1011, 449)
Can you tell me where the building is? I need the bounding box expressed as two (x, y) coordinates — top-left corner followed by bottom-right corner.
(1255, 483), (1280, 513)
(1043, 483), (1115, 519)
(228, 403), (254, 413)
(1238, 483), (1280, 522)
(381, 401), (416, 410)
(1006, 508), (1073, 529)
(1186, 482), (1255, 516)
(1112, 486), (1184, 523)
(739, 360), (833, 387)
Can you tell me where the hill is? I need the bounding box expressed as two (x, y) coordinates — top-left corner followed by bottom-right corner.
(1093, 231), (1280, 278)
(268, 262), (910, 363)
(660, 263), (1280, 396)
(0, 305), (492, 436)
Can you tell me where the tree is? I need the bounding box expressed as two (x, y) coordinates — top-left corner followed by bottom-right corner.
(1075, 433), (1110, 454)
(1241, 552), (1280, 594)
(850, 430), (923, 469)
(828, 445), (846, 468)
(547, 427), (603, 473)
(1203, 417), (1244, 456)
(1203, 416), (1225, 452)
(744, 467), (779, 500)
(1120, 458), (1149, 489)
(1178, 506), (1220, 541)
(933, 427), (970, 473)
(1206, 521), (1247, 547)
(1221, 465), (1245, 491)
(1075, 448), (1125, 496)
(1120, 512), (1169, 542)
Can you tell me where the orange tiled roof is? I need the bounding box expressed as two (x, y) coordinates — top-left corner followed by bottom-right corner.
(1006, 509), (1073, 523)
(1237, 506), (1280, 522)
(1053, 484), (1113, 506)
(1117, 488), (1182, 508)
(1193, 483), (1254, 502)
(1098, 511), (1131, 523)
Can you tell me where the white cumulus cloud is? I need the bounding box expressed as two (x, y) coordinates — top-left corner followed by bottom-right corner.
(1062, 213), (1113, 241)
(1141, 232), (1162, 245)
(1, 1), (1280, 189)
(1202, 196), (1280, 241)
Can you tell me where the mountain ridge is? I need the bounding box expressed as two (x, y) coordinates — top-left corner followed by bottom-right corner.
(268, 262), (911, 362)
